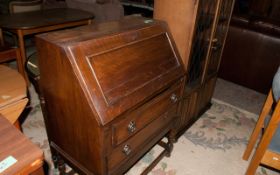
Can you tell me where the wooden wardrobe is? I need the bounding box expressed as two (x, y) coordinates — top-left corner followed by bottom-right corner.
(154, 0), (235, 137)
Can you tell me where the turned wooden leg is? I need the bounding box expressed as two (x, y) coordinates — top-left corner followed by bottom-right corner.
(52, 155), (59, 169)
(166, 133), (174, 158)
(57, 158), (66, 175)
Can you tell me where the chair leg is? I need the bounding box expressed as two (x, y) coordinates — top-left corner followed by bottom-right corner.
(245, 101), (280, 175)
(243, 90), (274, 160)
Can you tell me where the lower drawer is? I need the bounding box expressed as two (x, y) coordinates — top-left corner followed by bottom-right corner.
(107, 106), (176, 170)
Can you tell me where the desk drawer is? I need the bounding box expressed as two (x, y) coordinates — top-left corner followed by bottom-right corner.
(108, 106), (176, 170)
(112, 82), (181, 146)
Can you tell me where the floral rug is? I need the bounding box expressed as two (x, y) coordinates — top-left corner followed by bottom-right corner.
(22, 86), (279, 175)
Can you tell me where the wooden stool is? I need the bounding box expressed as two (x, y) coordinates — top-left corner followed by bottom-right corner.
(0, 114), (44, 174)
(0, 65), (28, 129)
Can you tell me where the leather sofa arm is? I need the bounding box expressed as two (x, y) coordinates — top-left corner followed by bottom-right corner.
(231, 15), (280, 38)
(219, 15), (280, 93)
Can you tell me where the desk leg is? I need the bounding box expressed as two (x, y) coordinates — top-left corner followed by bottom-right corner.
(17, 30), (29, 85)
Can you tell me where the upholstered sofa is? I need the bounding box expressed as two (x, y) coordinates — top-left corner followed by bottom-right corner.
(218, 15), (280, 93)
(43, 0), (124, 22)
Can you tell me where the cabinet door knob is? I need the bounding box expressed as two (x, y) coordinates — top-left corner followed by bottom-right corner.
(212, 38), (218, 43)
(127, 121), (136, 133)
(170, 93), (178, 103)
(122, 144), (131, 156)
(212, 43), (222, 51)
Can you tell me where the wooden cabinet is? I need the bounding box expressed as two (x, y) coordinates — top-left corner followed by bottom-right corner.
(154, 0), (235, 136)
(36, 16), (185, 175)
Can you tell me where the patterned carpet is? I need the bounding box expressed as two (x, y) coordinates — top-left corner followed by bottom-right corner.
(21, 79), (279, 175)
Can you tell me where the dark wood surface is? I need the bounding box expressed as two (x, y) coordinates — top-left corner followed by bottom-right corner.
(0, 8), (94, 30)
(0, 8), (94, 84)
(154, 0), (235, 137)
(0, 114), (44, 175)
(37, 16), (185, 175)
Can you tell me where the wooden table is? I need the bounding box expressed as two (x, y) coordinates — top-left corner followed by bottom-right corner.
(0, 65), (28, 129)
(0, 114), (44, 174)
(0, 8), (94, 83)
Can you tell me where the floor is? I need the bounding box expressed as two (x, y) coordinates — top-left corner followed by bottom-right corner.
(22, 77), (270, 175)
(213, 78), (266, 115)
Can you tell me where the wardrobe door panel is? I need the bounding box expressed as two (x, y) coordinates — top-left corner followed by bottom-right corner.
(206, 0), (235, 77)
(187, 0), (219, 86)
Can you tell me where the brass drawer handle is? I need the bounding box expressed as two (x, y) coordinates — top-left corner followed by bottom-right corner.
(170, 93), (178, 103)
(122, 144), (131, 156)
(127, 121), (136, 133)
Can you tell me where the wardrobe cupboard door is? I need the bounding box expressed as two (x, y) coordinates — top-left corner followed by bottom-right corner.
(187, 0), (219, 86)
(205, 0), (235, 78)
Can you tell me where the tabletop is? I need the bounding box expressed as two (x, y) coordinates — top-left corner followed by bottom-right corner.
(0, 8), (94, 30)
(0, 114), (44, 174)
(0, 65), (26, 108)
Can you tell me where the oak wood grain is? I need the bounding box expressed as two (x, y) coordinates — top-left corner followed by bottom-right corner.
(0, 115), (44, 175)
(37, 16), (185, 175)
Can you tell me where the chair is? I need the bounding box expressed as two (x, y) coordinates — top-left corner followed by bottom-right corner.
(8, 0), (42, 90)
(4, 0), (42, 47)
(9, 0), (42, 13)
(0, 28), (25, 78)
(243, 67), (280, 174)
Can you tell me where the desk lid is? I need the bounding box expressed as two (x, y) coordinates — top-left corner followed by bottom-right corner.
(0, 65), (26, 108)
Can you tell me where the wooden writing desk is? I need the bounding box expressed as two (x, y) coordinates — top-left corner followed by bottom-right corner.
(0, 65), (27, 128)
(0, 114), (44, 174)
(0, 8), (94, 83)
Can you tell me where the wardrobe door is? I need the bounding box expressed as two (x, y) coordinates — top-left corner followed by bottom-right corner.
(187, 0), (219, 86)
(205, 0), (235, 78)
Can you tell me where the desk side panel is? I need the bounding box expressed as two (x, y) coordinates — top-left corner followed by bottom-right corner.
(36, 37), (105, 175)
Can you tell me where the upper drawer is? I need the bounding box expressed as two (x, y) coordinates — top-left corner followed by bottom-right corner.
(66, 20), (185, 126)
(112, 80), (183, 146)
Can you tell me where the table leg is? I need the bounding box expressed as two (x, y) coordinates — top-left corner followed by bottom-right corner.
(15, 48), (25, 78)
(17, 30), (29, 85)
(0, 28), (4, 46)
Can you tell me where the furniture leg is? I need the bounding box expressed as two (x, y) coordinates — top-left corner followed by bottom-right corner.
(245, 102), (280, 175)
(52, 155), (59, 169)
(87, 19), (92, 25)
(58, 157), (66, 175)
(141, 135), (174, 175)
(243, 90), (273, 160)
(0, 28), (3, 46)
(17, 30), (29, 84)
(15, 48), (25, 78)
